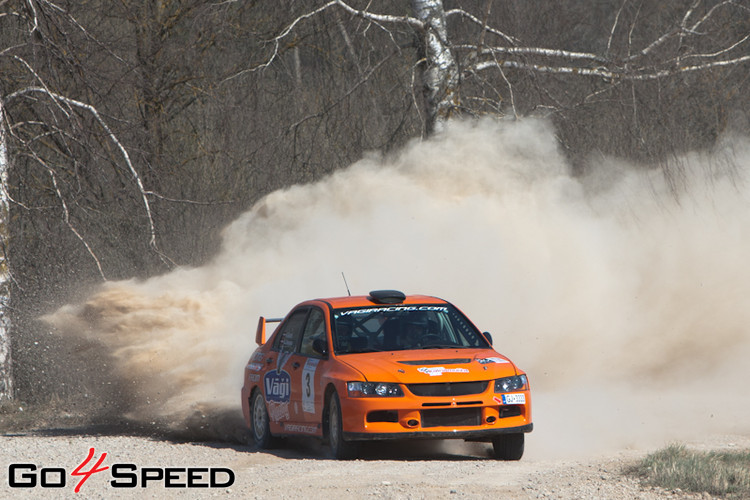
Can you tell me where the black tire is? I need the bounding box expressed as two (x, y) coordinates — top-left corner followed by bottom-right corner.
(251, 391), (275, 449)
(327, 392), (357, 460)
(492, 433), (525, 460)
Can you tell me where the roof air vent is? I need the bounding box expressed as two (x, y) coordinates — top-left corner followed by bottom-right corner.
(368, 290), (406, 304)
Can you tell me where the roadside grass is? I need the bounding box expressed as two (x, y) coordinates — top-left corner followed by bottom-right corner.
(630, 443), (750, 498)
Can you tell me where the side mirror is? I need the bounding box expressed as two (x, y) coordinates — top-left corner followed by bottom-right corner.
(312, 338), (328, 356)
(483, 332), (493, 345)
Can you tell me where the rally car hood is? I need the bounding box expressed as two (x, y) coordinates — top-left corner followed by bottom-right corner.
(337, 349), (519, 383)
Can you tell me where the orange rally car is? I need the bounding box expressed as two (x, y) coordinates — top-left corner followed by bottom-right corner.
(241, 290), (532, 460)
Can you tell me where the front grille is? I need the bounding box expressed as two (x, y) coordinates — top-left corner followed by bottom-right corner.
(421, 408), (482, 428)
(407, 381), (489, 397)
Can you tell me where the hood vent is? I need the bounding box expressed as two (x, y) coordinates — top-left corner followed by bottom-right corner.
(399, 358), (471, 366)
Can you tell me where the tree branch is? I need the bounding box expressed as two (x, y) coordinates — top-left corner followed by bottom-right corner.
(41, 154), (107, 280)
(624, 0), (747, 64)
(471, 53), (750, 81)
(445, 8), (516, 45)
(222, 0), (422, 83)
(6, 87), (173, 267)
(459, 45), (610, 65)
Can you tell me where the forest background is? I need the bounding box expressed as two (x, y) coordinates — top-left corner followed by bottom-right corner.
(0, 0), (748, 424)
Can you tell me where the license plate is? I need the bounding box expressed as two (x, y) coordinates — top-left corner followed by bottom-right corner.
(502, 393), (526, 405)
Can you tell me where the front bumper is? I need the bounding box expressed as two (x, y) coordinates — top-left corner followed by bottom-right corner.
(344, 422), (533, 441)
(338, 386), (533, 441)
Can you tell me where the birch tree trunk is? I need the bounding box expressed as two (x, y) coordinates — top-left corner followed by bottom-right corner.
(0, 96), (12, 402)
(412, 0), (459, 135)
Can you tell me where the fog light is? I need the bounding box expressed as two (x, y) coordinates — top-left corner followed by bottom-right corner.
(486, 416), (496, 424)
(406, 419), (419, 427)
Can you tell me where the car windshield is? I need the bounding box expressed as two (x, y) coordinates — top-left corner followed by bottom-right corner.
(332, 304), (489, 354)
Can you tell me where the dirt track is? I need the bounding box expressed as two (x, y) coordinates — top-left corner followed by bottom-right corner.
(2, 432), (744, 499)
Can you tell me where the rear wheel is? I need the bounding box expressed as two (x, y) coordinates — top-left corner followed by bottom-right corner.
(492, 433), (524, 460)
(251, 391), (275, 449)
(327, 392), (357, 460)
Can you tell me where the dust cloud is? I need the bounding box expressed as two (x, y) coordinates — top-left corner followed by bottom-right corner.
(45, 118), (750, 458)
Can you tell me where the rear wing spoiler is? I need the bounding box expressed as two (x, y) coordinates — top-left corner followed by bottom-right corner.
(256, 316), (283, 345)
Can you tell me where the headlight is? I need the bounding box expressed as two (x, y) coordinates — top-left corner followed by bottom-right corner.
(347, 381), (404, 397)
(494, 375), (528, 393)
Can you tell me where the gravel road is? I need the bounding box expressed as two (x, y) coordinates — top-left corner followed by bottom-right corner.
(2, 431), (745, 499)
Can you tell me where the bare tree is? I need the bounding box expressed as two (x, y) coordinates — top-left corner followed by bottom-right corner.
(1, 0), (279, 409)
(0, 0), (173, 401)
(0, 94), (11, 401)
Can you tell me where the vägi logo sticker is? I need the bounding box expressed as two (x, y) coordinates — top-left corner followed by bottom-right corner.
(264, 370), (291, 403)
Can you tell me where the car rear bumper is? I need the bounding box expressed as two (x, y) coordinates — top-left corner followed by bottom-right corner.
(344, 423), (533, 441)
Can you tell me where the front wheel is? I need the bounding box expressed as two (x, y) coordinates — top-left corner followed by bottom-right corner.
(327, 392), (357, 460)
(251, 391), (275, 449)
(492, 433), (524, 460)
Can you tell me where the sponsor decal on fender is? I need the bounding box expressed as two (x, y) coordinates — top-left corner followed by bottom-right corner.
(264, 370), (291, 403)
(268, 402), (290, 422)
(283, 423), (318, 434)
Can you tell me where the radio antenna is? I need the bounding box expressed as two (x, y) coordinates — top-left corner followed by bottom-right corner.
(341, 272), (351, 296)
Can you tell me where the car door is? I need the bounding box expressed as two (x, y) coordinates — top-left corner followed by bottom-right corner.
(294, 306), (327, 427)
(263, 308), (307, 431)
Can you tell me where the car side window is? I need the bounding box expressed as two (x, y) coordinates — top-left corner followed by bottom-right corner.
(273, 308), (308, 353)
(299, 307), (325, 357)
